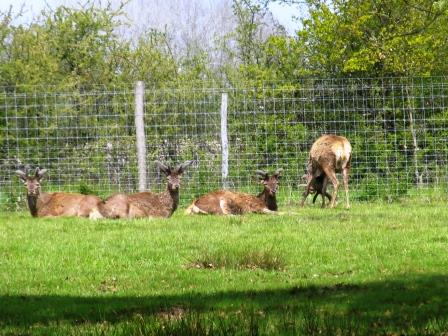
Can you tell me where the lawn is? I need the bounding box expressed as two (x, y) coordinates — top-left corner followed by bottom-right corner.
(1, 201), (447, 335)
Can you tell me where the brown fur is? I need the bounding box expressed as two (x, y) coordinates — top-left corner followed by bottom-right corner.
(301, 135), (352, 209)
(16, 168), (103, 218)
(185, 169), (282, 215)
(99, 160), (193, 219)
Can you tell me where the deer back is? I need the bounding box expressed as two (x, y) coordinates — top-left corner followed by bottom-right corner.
(187, 190), (231, 215)
(38, 192), (103, 217)
(98, 193), (130, 219)
(309, 134), (352, 174)
(187, 190), (268, 215)
(128, 192), (173, 218)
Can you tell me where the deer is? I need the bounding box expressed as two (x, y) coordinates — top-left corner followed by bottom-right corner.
(301, 134), (352, 209)
(15, 167), (103, 218)
(300, 172), (332, 208)
(185, 169), (282, 215)
(98, 160), (193, 219)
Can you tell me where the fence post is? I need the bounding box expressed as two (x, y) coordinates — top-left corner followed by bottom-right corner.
(134, 81), (147, 192)
(220, 92), (229, 189)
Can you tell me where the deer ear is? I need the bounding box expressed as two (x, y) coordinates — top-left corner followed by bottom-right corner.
(155, 161), (170, 175)
(15, 170), (27, 183)
(177, 160), (194, 174)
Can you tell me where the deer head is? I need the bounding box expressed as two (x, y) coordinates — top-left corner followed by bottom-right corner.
(256, 168), (282, 196)
(16, 167), (47, 196)
(155, 160), (193, 191)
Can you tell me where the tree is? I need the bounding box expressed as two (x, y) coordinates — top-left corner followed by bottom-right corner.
(296, 0), (448, 77)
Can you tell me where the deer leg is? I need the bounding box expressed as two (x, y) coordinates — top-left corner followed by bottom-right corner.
(312, 192), (318, 204)
(262, 208), (278, 215)
(300, 180), (313, 207)
(322, 167), (339, 208)
(220, 198), (236, 215)
(185, 203), (208, 215)
(342, 166), (350, 209)
(89, 207), (103, 220)
(320, 175), (329, 208)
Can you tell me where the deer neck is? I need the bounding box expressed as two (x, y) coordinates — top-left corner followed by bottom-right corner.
(160, 185), (179, 216)
(257, 189), (278, 211)
(26, 191), (49, 217)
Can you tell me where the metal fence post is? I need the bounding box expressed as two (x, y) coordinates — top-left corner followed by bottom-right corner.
(134, 81), (147, 192)
(220, 92), (229, 189)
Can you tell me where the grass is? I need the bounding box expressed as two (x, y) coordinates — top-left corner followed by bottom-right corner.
(0, 201), (448, 335)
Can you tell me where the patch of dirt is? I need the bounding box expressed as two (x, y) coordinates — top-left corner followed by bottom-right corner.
(156, 306), (188, 321)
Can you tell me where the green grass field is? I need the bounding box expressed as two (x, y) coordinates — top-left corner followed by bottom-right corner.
(1, 201), (448, 335)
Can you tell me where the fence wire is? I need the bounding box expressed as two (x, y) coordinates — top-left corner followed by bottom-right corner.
(1, 77), (447, 211)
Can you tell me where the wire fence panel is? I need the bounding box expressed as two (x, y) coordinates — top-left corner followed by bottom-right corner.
(1, 77), (447, 211)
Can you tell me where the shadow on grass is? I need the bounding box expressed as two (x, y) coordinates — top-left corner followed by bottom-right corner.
(1, 274), (448, 332)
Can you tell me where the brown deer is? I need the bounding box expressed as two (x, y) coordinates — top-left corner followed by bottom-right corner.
(185, 169), (282, 215)
(301, 135), (352, 209)
(15, 167), (103, 218)
(98, 160), (193, 219)
(300, 172), (332, 208)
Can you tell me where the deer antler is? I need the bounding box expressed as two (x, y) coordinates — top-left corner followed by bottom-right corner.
(15, 169), (27, 182)
(273, 168), (283, 177)
(255, 170), (268, 179)
(155, 161), (170, 175)
(176, 160), (194, 173)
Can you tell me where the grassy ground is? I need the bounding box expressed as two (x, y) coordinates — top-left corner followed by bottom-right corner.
(1, 201), (448, 335)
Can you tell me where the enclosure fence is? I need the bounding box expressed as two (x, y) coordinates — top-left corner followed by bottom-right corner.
(1, 77), (448, 211)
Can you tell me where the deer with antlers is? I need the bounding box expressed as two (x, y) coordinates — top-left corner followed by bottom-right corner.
(99, 160), (193, 219)
(301, 135), (352, 209)
(185, 169), (282, 215)
(15, 167), (103, 218)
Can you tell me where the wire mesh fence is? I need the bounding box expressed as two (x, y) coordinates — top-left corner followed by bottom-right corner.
(1, 77), (448, 211)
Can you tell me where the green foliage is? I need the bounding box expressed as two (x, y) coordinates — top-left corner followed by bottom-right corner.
(0, 4), (123, 86)
(295, 0), (448, 77)
(78, 182), (96, 196)
(357, 173), (409, 202)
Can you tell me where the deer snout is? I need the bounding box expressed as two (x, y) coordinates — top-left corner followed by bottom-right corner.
(169, 182), (180, 190)
(27, 188), (39, 196)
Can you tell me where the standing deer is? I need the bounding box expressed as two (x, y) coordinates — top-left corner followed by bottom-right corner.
(300, 172), (332, 208)
(15, 167), (103, 218)
(185, 169), (282, 215)
(301, 135), (352, 209)
(99, 160), (193, 219)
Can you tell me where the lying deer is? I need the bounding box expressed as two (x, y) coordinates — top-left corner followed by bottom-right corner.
(99, 160), (193, 219)
(185, 169), (282, 215)
(300, 172), (331, 208)
(302, 134), (352, 209)
(16, 167), (103, 218)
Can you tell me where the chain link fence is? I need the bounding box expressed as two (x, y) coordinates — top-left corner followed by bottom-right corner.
(1, 77), (447, 211)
